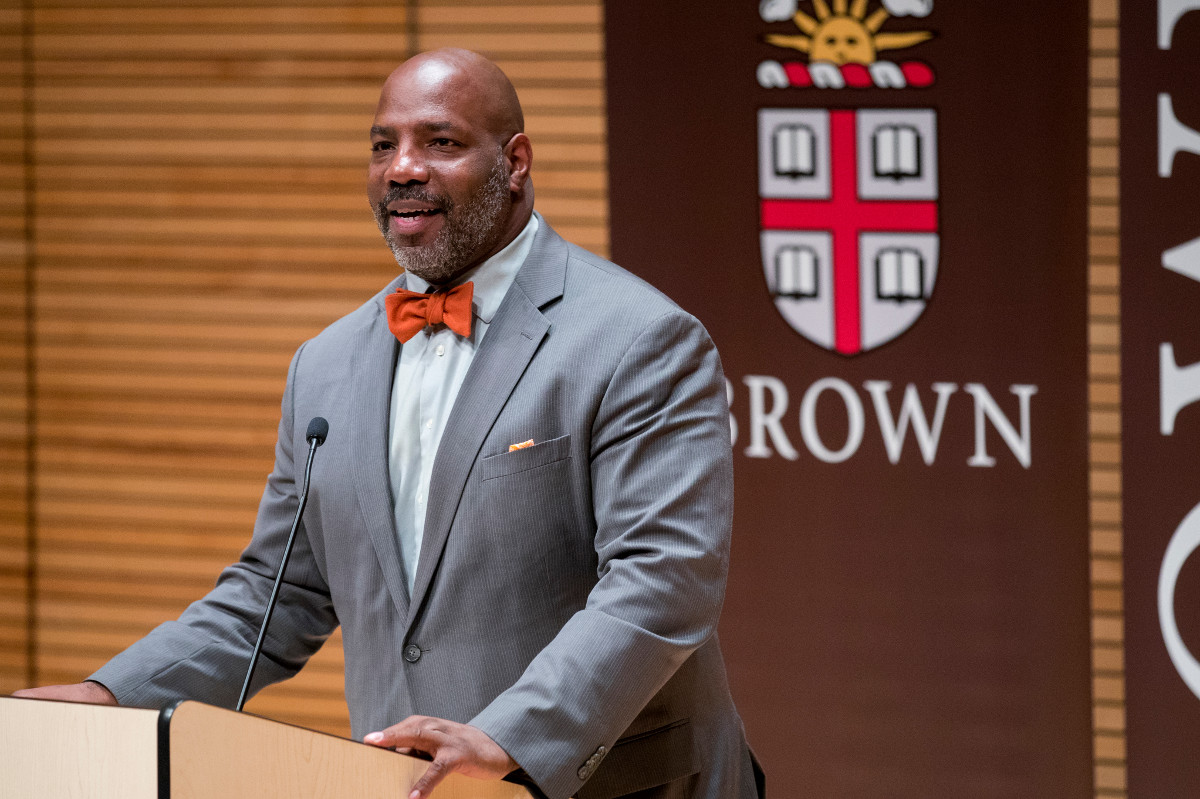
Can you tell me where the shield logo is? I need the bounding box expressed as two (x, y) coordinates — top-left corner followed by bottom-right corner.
(758, 108), (939, 355)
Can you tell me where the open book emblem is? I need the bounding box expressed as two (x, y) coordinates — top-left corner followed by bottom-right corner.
(758, 107), (939, 355)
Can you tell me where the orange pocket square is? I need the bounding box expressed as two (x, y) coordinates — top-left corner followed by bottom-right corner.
(508, 439), (535, 452)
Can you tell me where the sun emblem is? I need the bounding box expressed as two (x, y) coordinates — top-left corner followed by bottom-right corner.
(764, 0), (933, 65)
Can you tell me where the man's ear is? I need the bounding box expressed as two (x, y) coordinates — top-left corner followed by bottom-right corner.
(504, 133), (533, 193)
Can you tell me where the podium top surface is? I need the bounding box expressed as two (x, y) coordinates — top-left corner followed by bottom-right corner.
(2, 697), (534, 799)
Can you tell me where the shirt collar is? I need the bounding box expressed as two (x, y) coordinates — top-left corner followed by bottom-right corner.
(403, 213), (540, 325)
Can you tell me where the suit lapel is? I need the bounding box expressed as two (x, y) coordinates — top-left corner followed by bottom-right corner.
(349, 277), (411, 620)
(406, 221), (568, 626)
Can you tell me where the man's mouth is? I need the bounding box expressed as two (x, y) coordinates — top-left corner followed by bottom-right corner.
(381, 199), (448, 242)
(388, 205), (444, 220)
(378, 192), (452, 241)
(393, 205), (446, 218)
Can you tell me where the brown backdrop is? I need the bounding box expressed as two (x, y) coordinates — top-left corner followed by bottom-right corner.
(605, 1), (1093, 795)
(1121, 3), (1200, 795)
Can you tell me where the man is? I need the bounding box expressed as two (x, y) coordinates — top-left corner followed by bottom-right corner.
(16, 50), (762, 799)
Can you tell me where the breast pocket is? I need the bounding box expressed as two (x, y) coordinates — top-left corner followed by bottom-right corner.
(480, 433), (571, 481)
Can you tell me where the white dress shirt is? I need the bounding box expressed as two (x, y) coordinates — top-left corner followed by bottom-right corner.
(388, 213), (539, 593)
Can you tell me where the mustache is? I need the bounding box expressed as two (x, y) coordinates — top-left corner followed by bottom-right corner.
(377, 185), (452, 213)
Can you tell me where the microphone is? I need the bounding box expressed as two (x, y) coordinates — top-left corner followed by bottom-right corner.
(235, 416), (329, 712)
(306, 416), (329, 446)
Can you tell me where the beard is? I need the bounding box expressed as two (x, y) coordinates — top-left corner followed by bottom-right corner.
(373, 155), (511, 285)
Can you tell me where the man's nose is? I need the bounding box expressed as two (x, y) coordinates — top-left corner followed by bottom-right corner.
(387, 144), (429, 184)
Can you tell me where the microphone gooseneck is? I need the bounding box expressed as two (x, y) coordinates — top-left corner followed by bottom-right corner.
(236, 416), (329, 712)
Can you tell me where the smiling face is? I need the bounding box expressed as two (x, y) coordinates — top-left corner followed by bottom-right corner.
(809, 16), (876, 64)
(367, 50), (533, 284)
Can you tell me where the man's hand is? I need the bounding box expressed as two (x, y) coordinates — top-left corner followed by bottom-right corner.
(363, 715), (518, 799)
(12, 681), (118, 705)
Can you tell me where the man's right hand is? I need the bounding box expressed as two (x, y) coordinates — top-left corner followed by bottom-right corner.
(12, 681), (118, 705)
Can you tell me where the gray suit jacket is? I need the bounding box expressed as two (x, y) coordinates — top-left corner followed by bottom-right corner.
(93, 220), (760, 799)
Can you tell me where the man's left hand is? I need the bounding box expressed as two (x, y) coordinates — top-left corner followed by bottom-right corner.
(363, 716), (518, 799)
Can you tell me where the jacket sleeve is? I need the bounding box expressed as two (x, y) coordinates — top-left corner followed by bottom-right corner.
(469, 309), (734, 799)
(90, 343), (339, 709)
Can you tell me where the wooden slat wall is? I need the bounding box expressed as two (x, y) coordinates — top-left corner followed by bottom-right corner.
(0, 2), (31, 697)
(15, 0), (607, 736)
(1088, 0), (1125, 795)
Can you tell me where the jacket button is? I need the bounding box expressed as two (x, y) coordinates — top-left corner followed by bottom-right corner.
(577, 766), (589, 780)
(403, 644), (422, 663)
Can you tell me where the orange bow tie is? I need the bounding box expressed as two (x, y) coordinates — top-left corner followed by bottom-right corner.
(385, 281), (474, 343)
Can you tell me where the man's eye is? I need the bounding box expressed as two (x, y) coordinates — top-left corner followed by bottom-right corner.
(371, 141), (394, 152)
(432, 138), (457, 147)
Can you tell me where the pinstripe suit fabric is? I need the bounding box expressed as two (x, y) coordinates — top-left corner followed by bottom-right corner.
(92, 220), (760, 799)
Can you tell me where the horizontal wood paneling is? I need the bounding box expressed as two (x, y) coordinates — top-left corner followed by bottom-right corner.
(19, 0), (607, 739)
(0, 2), (30, 696)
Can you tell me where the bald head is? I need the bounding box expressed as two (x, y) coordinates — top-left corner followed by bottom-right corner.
(380, 49), (524, 147)
(367, 49), (534, 284)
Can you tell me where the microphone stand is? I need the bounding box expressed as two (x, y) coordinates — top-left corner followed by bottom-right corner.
(236, 417), (328, 712)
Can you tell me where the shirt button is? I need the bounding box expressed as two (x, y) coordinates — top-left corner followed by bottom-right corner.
(425, 419), (433, 429)
(435, 344), (445, 356)
(403, 644), (422, 663)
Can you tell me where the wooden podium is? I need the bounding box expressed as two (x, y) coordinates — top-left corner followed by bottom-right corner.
(0, 697), (534, 798)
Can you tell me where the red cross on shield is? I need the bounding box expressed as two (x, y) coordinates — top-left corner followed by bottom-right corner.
(758, 108), (940, 355)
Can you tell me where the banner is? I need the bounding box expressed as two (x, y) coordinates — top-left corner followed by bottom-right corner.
(605, 1), (1092, 794)
(1122, 6), (1200, 795)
